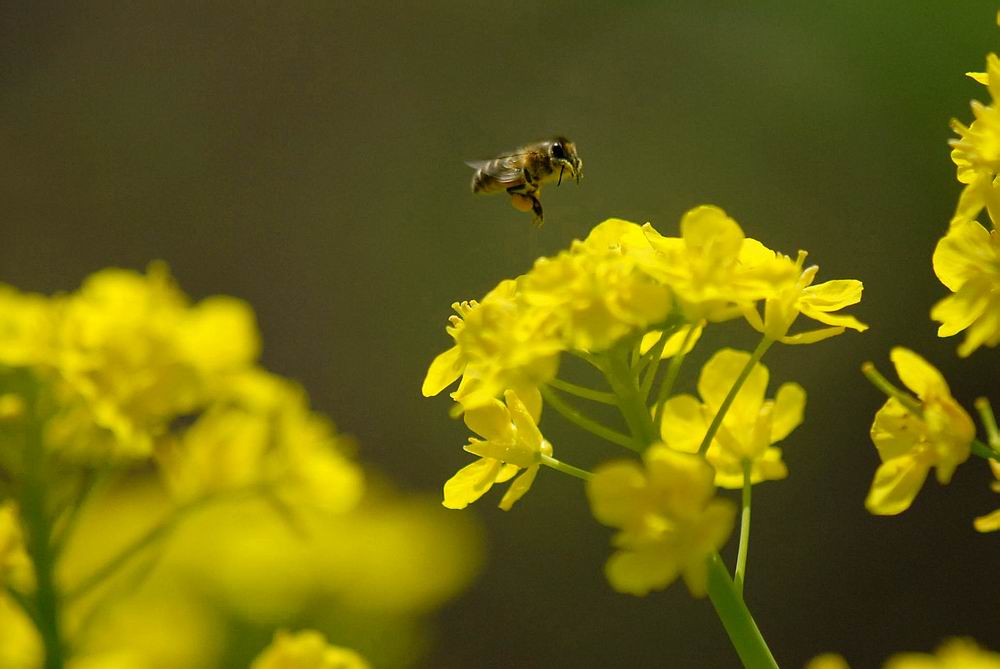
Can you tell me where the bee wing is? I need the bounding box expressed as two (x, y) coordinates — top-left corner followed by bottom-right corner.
(464, 156), (525, 185)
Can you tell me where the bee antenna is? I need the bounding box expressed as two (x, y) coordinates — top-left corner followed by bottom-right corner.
(558, 164), (565, 187)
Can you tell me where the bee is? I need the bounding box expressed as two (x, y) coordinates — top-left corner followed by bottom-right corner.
(466, 137), (583, 227)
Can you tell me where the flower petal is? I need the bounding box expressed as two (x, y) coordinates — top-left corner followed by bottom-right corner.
(660, 394), (708, 453)
(779, 326), (845, 345)
(771, 383), (806, 442)
(442, 458), (502, 509)
(498, 465), (540, 511)
(890, 347), (949, 398)
(697, 348), (767, 423)
(463, 399), (512, 441)
(587, 460), (648, 527)
(800, 280), (863, 311)
(605, 547), (679, 596)
(422, 346), (463, 397)
(864, 455), (930, 516)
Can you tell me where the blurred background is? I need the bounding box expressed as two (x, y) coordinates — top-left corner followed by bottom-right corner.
(2, 2), (998, 667)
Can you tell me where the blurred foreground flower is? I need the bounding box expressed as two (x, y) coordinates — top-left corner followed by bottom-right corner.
(250, 630), (370, 669)
(809, 638), (1000, 669)
(0, 263), (482, 669)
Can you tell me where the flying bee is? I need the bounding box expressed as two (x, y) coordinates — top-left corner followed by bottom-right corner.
(466, 137), (583, 227)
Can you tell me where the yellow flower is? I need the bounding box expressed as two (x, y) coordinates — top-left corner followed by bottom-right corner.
(950, 53), (1000, 221)
(0, 593), (40, 669)
(586, 445), (735, 597)
(660, 349), (806, 488)
(884, 638), (1000, 669)
(520, 237), (672, 353)
(931, 219), (1000, 357)
(250, 630), (371, 669)
(865, 349), (975, 515)
(0, 285), (52, 368)
(0, 502), (33, 593)
(11, 262), (262, 461)
(742, 250), (867, 344)
(157, 370), (364, 514)
(973, 459), (1000, 532)
(806, 654), (852, 669)
(638, 206), (798, 322)
(423, 280), (560, 411)
(443, 389), (550, 511)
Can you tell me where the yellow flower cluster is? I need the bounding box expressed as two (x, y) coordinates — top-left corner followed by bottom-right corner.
(939, 53), (1000, 356)
(586, 446), (736, 596)
(250, 630), (371, 669)
(0, 263), (363, 512)
(808, 638), (1000, 669)
(424, 206), (866, 413)
(0, 263), (259, 461)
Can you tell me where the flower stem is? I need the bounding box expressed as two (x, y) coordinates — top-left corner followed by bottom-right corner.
(706, 553), (778, 669)
(860, 362), (922, 415)
(698, 337), (774, 456)
(604, 351), (659, 449)
(652, 323), (701, 428)
(540, 385), (639, 452)
(540, 453), (593, 481)
(547, 378), (617, 405)
(974, 397), (1000, 452)
(734, 459), (752, 596)
(638, 331), (671, 401)
(21, 401), (64, 669)
(972, 438), (1000, 463)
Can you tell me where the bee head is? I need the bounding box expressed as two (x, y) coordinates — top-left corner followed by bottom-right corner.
(549, 137), (582, 186)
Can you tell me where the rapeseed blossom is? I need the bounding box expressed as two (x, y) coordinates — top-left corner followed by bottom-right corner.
(250, 630), (371, 669)
(156, 369), (363, 513)
(587, 446), (735, 596)
(0, 502), (33, 592)
(865, 349), (974, 515)
(931, 219), (1000, 357)
(742, 250), (867, 345)
(443, 389), (550, 510)
(660, 349), (805, 488)
(807, 640), (1000, 669)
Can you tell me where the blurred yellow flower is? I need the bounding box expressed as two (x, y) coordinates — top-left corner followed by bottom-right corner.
(0, 285), (52, 368)
(973, 459), (1000, 532)
(865, 349), (975, 515)
(587, 445), (735, 597)
(883, 638), (1000, 669)
(443, 389), (550, 511)
(931, 219), (1000, 357)
(0, 502), (33, 593)
(806, 654), (851, 669)
(157, 369), (364, 513)
(250, 630), (371, 669)
(0, 594), (40, 669)
(639, 206), (798, 322)
(742, 251), (867, 345)
(660, 349), (805, 488)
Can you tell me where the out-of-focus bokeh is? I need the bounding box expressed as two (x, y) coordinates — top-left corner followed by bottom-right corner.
(2, 2), (998, 667)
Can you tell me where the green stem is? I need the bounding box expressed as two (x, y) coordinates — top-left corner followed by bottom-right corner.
(21, 403), (64, 669)
(860, 362), (922, 415)
(65, 508), (184, 602)
(603, 351), (659, 449)
(698, 338), (774, 456)
(652, 324), (701, 429)
(547, 378), (616, 405)
(638, 331), (671, 401)
(974, 397), (1000, 452)
(972, 438), (1000, 463)
(540, 453), (593, 481)
(540, 386), (639, 452)
(706, 553), (778, 669)
(734, 459), (752, 595)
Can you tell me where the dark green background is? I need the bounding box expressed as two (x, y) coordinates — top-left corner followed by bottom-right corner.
(2, 3), (998, 667)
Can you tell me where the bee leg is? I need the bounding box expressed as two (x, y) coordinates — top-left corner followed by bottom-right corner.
(527, 193), (544, 227)
(521, 167), (535, 186)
